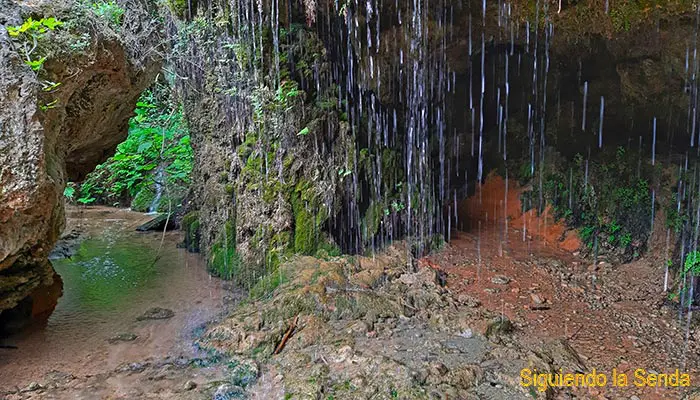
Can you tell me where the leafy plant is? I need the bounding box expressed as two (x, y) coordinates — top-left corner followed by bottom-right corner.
(620, 232), (632, 247)
(337, 167), (352, 178)
(74, 88), (193, 209)
(7, 17), (63, 71)
(63, 186), (75, 201)
(685, 251), (700, 275)
(90, 1), (125, 26)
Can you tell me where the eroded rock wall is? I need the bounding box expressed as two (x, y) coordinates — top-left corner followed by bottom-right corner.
(0, 0), (162, 313)
(170, 10), (354, 286)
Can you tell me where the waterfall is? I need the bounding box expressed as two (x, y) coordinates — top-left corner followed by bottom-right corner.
(148, 165), (165, 214)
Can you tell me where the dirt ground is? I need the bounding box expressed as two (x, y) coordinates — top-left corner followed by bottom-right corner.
(427, 174), (700, 399)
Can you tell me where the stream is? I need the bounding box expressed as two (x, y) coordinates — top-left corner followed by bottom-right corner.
(0, 207), (230, 390)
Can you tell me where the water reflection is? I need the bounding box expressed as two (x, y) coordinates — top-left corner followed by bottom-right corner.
(0, 207), (226, 389)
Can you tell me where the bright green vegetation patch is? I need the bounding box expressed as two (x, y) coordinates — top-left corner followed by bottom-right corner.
(209, 221), (243, 282)
(292, 179), (329, 255)
(71, 86), (193, 210)
(7, 17), (63, 71)
(521, 146), (653, 259)
(89, 1), (125, 26)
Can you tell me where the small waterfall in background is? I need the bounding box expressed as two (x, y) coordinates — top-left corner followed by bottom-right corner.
(148, 165), (165, 214)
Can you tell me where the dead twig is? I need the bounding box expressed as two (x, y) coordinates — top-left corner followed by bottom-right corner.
(274, 315), (299, 355)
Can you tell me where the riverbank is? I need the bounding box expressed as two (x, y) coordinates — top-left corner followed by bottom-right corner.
(0, 207), (236, 396)
(3, 206), (700, 399)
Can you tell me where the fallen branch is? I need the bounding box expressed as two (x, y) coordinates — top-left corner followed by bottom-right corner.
(274, 315), (299, 355)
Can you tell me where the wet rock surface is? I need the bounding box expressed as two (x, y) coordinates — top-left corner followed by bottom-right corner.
(137, 307), (175, 321)
(107, 333), (138, 344)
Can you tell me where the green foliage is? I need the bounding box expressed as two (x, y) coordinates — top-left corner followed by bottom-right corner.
(7, 17), (63, 37)
(63, 185), (76, 201)
(666, 193), (686, 233)
(610, 2), (640, 32)
(90, 1), (125, 26)
(75, 88), (193, 208)
(685, 251), (700, 275)
(527, 147), (652, 256)
(167, 0), (188, 18)
(291, 180), (326, 255)
(249, 269), (288, 299)
(7, 17), (63, 71)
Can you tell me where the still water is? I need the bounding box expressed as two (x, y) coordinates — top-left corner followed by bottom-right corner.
(0, 207), (227, 389)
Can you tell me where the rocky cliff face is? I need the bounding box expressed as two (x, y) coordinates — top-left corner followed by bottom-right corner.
(0, 0), (162, 314)
(171, 0), (697, 293)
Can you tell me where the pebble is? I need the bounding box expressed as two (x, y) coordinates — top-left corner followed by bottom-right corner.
(22, 382), (42, 392)
(137, 307), (175, 321)
(530, 294), (545, 305)
(108, 333), (138, 343)
(457, 328), (473, 339)
(184, 380), (197, 391)
(491, 275), (511, 285)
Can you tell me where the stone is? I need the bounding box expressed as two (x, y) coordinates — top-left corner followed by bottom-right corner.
(457, 294), (480, 308)
(184, 380), (197, 391)
(490, 275), (511, 285)
(135, 213), (177, 232)
(22, 382), (42, 392)
(213, 384), (244, 400)
(137, 307), (175, 320)
(530, 294), (545, 305)
(485, 317), (513, 339)
(108, 333), (138, 343)
(457, 328), (473, 339)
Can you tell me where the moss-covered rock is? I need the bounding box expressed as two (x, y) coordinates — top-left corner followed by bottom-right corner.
(131, 186), (155, 212)
(181, 211), (201, 253)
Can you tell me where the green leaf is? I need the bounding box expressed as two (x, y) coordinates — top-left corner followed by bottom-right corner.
(137, 141), (153, 153)
(41, 17), (63, 30)
(298, 127), (310, 136)
(25, 57), (46, 71)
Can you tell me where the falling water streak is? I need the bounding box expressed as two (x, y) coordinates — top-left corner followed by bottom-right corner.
(477, 33), (485, 183)
(598, 96), (604, 148)
(582, 81), (588, 131)
(652, 117), (657, 166)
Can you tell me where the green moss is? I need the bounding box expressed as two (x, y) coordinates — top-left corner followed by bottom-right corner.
(237, 131), (258, 160)
(131, 186), (155, 212)
(363, 200), (382, 241)
(249, 269), (288, 299)
(181, 211), (201, 253)
(166, 0), (187, 18)
(291, 180), (328, 255)
(315, 239), (341, 259)
(209, 220), (243, 282)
